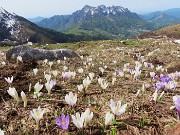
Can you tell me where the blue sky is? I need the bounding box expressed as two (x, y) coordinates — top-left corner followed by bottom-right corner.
(1, 0), (180, 18)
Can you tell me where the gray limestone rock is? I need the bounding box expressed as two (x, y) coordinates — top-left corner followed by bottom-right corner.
(6, 45), (80, 62)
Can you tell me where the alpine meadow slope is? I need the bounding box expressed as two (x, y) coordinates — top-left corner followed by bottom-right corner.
(139, 24), (180, 39)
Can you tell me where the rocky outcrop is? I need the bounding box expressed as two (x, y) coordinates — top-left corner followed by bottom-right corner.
(6, 45), (80, 62)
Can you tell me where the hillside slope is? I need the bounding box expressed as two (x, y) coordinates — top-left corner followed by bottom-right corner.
(139, 24), (180, 39)
(0, 7), (79, 45)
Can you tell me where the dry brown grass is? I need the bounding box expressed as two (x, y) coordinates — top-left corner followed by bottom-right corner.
(0, 38), (179, 135)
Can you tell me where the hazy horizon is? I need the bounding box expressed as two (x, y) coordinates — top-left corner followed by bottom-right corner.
(1, 0), (180, 18)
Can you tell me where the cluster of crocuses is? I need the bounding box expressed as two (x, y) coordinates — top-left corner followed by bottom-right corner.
(55, 98), (127, 130)
(33, 72), (56, 98)
(155, 74), (177, 91)
(28, 90), (127, 130)
(5, 76), (27, 107)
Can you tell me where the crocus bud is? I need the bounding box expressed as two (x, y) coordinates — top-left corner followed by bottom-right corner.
(21, 91), (27, 107)
(7, 87), (20, 102)
(105, 112), (114, 126)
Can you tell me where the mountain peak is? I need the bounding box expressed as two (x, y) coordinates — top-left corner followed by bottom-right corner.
(80, 5), (129, 16)
(0, 7), (6, 13)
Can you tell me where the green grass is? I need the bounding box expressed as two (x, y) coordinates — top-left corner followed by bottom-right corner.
(31, 42), (80, 50)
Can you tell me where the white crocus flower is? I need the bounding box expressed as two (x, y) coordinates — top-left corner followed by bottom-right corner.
(5, 76), (13, 84)
(43, 59), (48, 65)
(113, 60), (117, 64)
(71, 71), (76, 79)
(34, 82), (43, 93)
(52, 70), (58, 78)
(112, 77), (116, 85)
(44, 74), (51, 82)
(105, 112), (114, 126)
(116, 70), (124, 77)
(144, 62), (148, 68)
(17, 55), (23, 62)
(62, 71), (72, 79)
(57, 60), (61, 64)
(30, 106), (45, 125)
(152, 90), (165, 102)
(170, 106), (176, 110)
(65, 92), (77, 106)
(99, 67), (105, 74)
(82, 108), (93, 125)
(150, 72), (155, 79)
(136, 89), (141, 97)
(98, 78), (104, 85)
(48, 61), (53, 68)
(83, 76), (91, 89)
(135, 61), (142, 69)
(87, 57), (92, 62)
(100, 80), (108, 90)
(152, 90), (158, 102)
(89, 72), (95, 81)
(156, 65), (163, 71)
(63, 66), (68, 71)
(165, 81), (177, 90)
(78, 68), (84, 74)
(29, 83), (32, 92)
(141, 84), (145, 93)
(71, 112), (85, 129)
(1, 61), (6, 65)
(33, 68), (38, 76)
(77, 84), (84, 92)
(158, 91), (165, 101)
(45, 81), (53, 94)
(113, 72), (117, 76)
(7, 87), (19, 102)
(133, 69), (141, 79)
(34, 82), (43, 98)
(21, 91), (27, 107)
(0, 128), (4, 135)
(80, 55), (84, 60)
(110, 99), (127, 116)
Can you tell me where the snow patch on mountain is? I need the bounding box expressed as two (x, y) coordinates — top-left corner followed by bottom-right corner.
(0, 7), (21, 38)
(81, 5), (129, 16)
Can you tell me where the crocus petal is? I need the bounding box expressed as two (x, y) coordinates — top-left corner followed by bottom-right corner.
(56, 116), (62, 127)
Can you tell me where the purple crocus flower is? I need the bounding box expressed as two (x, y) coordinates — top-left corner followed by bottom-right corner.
(160, 75), (171, 83)
(147, 63), (152, 68)
(155, 81), (164, 91)
(154, 75), (159, 81)
(56, 114), (70, 130)
(50, 80), (56, 88)
(116, 70), (124, 77)
(173, 96), (180, 118)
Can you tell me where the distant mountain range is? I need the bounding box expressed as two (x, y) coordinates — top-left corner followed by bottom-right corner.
(28, 16), (45, 23)
(140, 8), (180, 27)
(1, 6), (180, 45)
(35, 5), (155, 39)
